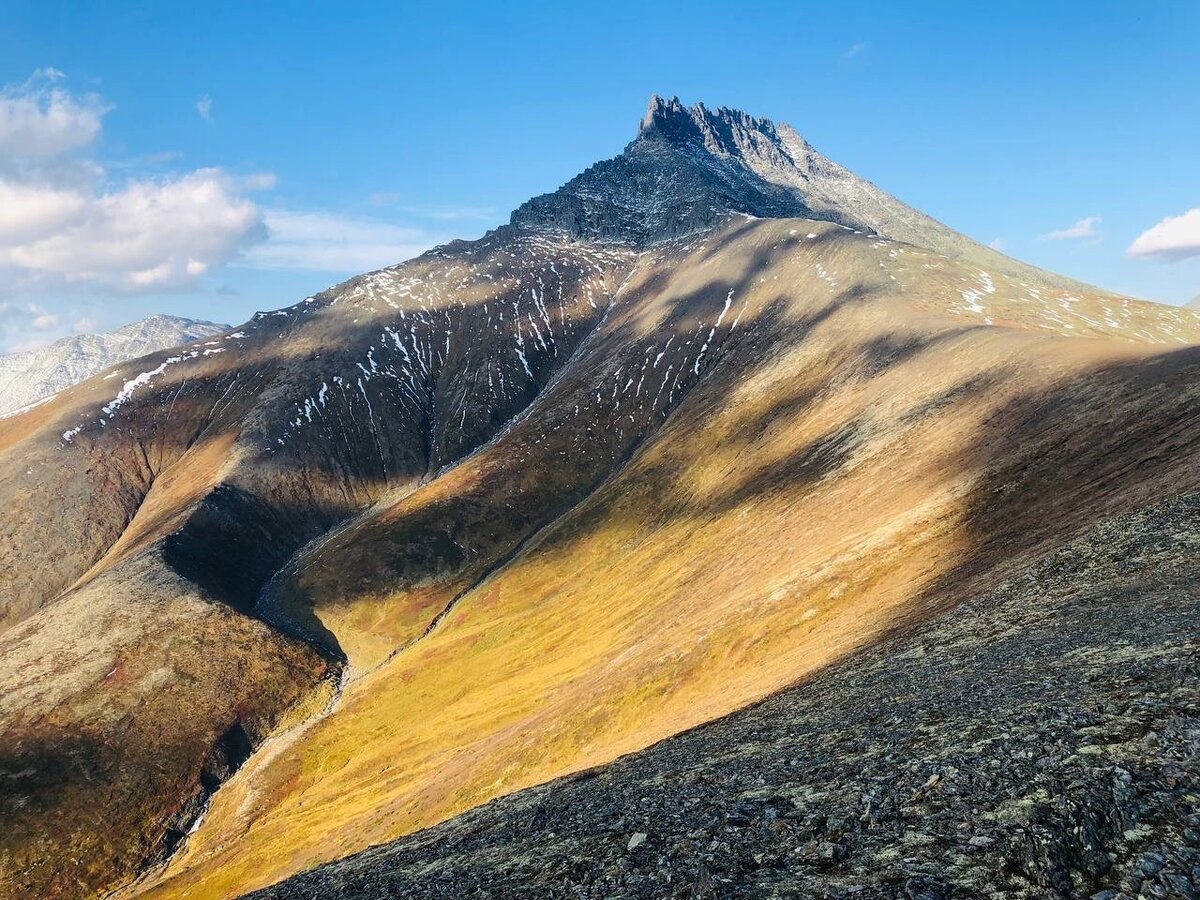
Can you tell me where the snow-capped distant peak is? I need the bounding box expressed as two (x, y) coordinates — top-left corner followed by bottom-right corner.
(0, 315), (230, 416)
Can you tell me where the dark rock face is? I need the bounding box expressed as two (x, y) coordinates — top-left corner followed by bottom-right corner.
(510, 95), (985, 260)
(510, 96), (826, 244)
(248, 495), (1200, 899)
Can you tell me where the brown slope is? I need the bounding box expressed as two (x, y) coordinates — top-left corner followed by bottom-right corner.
(133, 218), (1200, 898)
(0, 233), (635, 899)
(0, 554), (329, 900)
(8, 94), (1197, 900)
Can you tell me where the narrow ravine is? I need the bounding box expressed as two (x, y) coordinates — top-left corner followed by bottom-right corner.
(107, 662), (352, 900)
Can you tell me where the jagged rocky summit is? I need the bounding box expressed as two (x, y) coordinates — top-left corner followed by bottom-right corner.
(512, 95), (1001, 263)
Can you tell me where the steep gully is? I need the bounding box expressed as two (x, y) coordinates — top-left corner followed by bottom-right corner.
(128, 255), (656, 886)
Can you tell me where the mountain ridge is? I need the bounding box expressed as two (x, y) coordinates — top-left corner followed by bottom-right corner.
(509, 96), (1092, 294)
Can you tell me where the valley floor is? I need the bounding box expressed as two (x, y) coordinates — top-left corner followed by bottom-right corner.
(249, 494), (1200, 899)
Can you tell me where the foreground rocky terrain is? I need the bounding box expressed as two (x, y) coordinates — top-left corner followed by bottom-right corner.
(0, 315), (228, 416)
(2, 97), (1199, 899)
(253, 495), (1200, 899)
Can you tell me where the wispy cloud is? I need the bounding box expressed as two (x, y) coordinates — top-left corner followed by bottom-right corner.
(243, 210), (446, 273)
(0, 301), (66, 352)
(1039, 216), (1101, 241)
(0, 67), (107, 158)
(1127, 208), (1200, 262)
(367, 192), (497, 222)
(0, 302), (59, 331)
(988, 237), (1006, 252)
(195, 94), (213, 122)
(238, 172), (277, 191)
(841, 42), (870, 63)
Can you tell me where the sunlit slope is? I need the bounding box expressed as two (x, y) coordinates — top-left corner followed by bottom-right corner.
(250, 492), (1200, 899)
(140, 219), (1200, 898)
(0, 234), (633, 900)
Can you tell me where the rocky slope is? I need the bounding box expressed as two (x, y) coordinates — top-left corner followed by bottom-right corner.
(0, 315), (228, 416)
(1, 97), (1199, 900)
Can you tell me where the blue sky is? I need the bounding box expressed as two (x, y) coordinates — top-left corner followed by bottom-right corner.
(1, 1), (1197, 350)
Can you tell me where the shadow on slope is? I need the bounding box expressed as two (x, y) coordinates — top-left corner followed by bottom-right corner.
(128, 215), (1200, 900)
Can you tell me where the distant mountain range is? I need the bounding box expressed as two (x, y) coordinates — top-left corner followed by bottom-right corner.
(0, 315), (228, 416)
(3, 97), (1200, 900)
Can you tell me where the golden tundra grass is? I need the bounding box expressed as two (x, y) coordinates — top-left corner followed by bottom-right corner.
(135, 220), (1200, 898)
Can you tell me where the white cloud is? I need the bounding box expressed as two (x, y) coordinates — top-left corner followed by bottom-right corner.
(0, 68), (107, 160)
(0, 167), (266, 290)
(1126, 208), (1200, 262)
(30, 310), (59, 330)
(0, 72), (268, 293)
(0, 68), (447, 352)
(244, 210), (443, 273)
(0, 302), (66, 352)
(988, 237), (1006, 252)
(1039, 216), (1101, 241)
(0, 180), (87, 243)
(196, 94), (213, 121)
(0, 302), (58, 329)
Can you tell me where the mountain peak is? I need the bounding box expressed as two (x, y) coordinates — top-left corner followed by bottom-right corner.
(0, 314), (228, 416)
(636, 94), (784, 155)
(510, 95), (990, 260)
(637, 93), (680, 134)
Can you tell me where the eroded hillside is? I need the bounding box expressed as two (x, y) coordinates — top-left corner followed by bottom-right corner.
(0, 233), (634, 898)
(133, 217), (1200, 899)
(2, 98), (1199, 900)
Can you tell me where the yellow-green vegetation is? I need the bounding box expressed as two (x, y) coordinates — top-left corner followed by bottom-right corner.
(136, 220), (1200, 898)
(9, 94), (1200, 900)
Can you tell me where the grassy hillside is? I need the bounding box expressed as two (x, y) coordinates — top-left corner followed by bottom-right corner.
(133, 219), (1200, 898)
(248, 492), (1200, 899)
